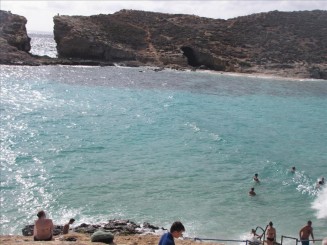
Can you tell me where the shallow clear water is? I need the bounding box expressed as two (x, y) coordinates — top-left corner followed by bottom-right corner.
(0, 65), (326, 241)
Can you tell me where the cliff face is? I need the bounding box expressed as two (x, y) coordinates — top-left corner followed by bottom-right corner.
(0, 10), (34, 64)
(0, 10), (114, 66)
(0, 9), (326, 79)
(0, 10), (31, 51)
(53, 9), (327, 78)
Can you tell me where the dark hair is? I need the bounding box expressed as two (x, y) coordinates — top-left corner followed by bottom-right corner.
(269, 221), (273, 226)
(307, 220), (312, 225)
(170, 221), (185, 233)
(69, 218), (75, 223)
(37, 210), (46, 218)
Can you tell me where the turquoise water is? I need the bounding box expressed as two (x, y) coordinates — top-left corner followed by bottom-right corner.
(0, 65), (326, 241)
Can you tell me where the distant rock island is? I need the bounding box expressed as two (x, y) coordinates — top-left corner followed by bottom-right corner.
(1, 9), (326, 79)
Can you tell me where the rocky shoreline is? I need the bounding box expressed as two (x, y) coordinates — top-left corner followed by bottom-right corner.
(21, 219), (165, 237)
(2, 220), (222, 245)
(1, 9), (326, 80)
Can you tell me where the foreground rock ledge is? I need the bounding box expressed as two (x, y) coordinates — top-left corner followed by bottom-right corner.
(0, 9), (326, 79)
(0, 234), (223, 245)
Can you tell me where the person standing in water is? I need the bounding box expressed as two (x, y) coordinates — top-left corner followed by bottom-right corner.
(291, 166), (296, 173)
(253, 173), (260, 183)
(249, 187), (256, 196)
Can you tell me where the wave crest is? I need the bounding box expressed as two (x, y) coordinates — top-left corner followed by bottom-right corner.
(311, 184), (327, 219)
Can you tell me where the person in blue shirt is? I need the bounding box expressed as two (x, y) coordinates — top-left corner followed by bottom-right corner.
(158, 221), (185, 245)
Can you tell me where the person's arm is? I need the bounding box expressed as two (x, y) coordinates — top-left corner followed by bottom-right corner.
(299, 228), (303, 239)
(50, 220), (54, 235)
(33, 221), (37, 237)
(311, 229), (314, 243)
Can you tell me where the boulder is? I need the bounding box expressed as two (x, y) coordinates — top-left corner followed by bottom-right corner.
(91, 230), (114, 244)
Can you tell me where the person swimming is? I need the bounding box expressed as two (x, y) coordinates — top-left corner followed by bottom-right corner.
(249, 187), (256, 196)
(291, 166), (296, 173)
(253, 173), (260, 182)
(316, 177), (325, 188)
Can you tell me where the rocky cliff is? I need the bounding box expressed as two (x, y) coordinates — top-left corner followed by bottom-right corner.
(53, 9), (327, 79)
(1, 9), (326, 79)
(0, 10), (115, 66)
(0, 10), (34, 64)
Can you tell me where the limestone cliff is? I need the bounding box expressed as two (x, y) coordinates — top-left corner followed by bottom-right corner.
(53, 9), (327, 78)
(0, 10), (116, 66)
(0, 10), (31, 51)
(1, 9), (326, 79)
(0, 10), (34, 64)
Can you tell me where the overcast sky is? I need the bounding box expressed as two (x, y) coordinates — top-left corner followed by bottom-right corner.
(1, 1), (326, 32)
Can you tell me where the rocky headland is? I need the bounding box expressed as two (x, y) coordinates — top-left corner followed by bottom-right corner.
(1, 9), (326, 79)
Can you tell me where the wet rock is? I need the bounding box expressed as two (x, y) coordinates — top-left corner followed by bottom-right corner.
(22, 225), (34, 236)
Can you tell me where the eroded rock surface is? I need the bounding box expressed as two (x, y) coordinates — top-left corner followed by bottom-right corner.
(1, 9), (326, 79)
(22, 219), (164, 236)
(53, 9), (327, 78)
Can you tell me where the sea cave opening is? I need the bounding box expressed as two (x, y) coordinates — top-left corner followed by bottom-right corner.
(181, 46), (200, 67)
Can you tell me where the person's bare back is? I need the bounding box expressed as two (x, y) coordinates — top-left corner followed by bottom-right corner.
(33, 210), (53, 241)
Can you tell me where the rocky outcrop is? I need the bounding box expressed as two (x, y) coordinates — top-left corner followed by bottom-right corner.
(0, 10), (115, 66)
(0, 10), (35, 64)
(53, 9), (327, 79)
(1, 9), (326, 79)
(0, 10), (31, 51)
(22, 219), (163, 236)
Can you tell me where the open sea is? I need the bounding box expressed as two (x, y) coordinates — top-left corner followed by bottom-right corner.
(1, 33), (326, 242)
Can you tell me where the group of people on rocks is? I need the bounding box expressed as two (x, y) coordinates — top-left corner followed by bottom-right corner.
(248, 167), (325, 196)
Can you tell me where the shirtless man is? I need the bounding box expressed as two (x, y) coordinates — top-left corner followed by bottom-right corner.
(249, 187), (256, 196)
(266, 221), (276, 245)
(63, 218), (75, 234)
(299, 221), (315, 245)
(33, 210), (54, 241)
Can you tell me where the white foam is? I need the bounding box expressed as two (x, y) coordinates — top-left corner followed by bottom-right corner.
(311, 184), (327, 219)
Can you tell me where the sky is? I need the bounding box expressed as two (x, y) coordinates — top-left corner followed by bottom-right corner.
(1, 0), (326, 32)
